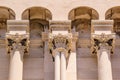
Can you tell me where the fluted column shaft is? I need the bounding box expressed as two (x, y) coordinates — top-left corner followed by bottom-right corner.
(9, 50), (24, 80)
(55, 52), (60, 80)
(97, 46), (113, 80)
(61, 52), (66, 80)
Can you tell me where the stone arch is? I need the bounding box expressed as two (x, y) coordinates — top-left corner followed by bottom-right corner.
(105, 6), (120, 38)
(105, 6), (120, 20)
(68, 6), (99, 39)
(0, 6), (15, 20)
(68, 6), (99, 21)
(22, 6), (52, 39)
(0, 6), (15, 39)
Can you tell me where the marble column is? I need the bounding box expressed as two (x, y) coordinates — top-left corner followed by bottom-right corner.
(61, 52), (66, 80)
(97, 44), (113, 80)
(55, 52), (60, 80)
(9, 49), (24, 80)
(66, 41), (77, 80)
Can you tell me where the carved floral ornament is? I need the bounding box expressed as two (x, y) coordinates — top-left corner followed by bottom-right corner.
(6, 33), (29, 54)
(48, 33), (72, 57)
(53, 48), (68, 58)
(91, 33), (115, 54)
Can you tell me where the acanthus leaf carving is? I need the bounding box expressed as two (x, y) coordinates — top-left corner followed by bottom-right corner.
(91, 33), (115, 54)
(6, 33), (29, 54)
(49, 33), (72, 58)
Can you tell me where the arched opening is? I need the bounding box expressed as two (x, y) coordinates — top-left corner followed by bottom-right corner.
(22, 7), (52, 79)
(68, 6), (99, 39)
(0, 6), (15, 39)
(22, 7), (52, 39)
(105, 6), (120, 38)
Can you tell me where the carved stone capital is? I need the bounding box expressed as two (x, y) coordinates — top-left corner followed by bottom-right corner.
(49, 33), (72, 57)
(53, 48), (68, 58)
(91, 33), (115, 54)
(6, 33), (29, 54)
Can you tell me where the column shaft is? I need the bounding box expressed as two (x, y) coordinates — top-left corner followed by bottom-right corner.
(9, 50), (23, 80)
(61, 52), (66, 80)
(97, 48), (113, 80)
(55, 52), (60, 80)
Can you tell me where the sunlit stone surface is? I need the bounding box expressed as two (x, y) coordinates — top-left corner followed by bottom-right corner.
(0, 0), (120, 80)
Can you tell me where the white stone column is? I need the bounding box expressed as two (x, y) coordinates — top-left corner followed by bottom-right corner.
(9, 50), (24, 80)
(97, 45), (113, 80)
(67, 41), (77, 80)
(55, 52), (60, 80)
(61, 52), (66, 80)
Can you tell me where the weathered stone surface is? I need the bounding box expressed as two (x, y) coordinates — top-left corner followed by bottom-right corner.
(0, 1), (120, 80)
